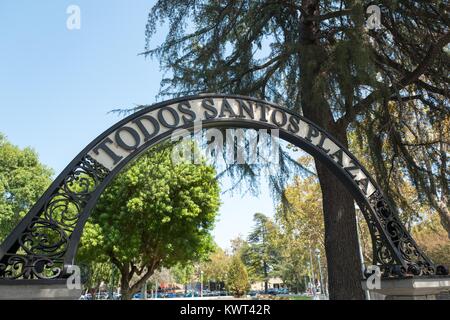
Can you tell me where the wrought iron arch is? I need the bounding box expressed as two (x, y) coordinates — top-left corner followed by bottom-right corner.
(0, 94), (446, 280)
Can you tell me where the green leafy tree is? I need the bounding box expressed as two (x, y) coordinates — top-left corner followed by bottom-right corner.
(230, 235), (247, 255)
(0, 133), (53, 241)
(82, 262), (114, 298)
(243, 213), (280, 293)
(276, 169), (328, 294)
(78, 143), (220, 300)
(200, 246), (231, 290)
(171, 263), (196, 293)
(413, 215), (450, 268)
(226, 255), (250, 297)
(143, 0), (449, 299)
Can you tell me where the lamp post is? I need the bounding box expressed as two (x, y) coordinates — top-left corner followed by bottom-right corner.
(356, 208), (371, 300)
(143, 282), (147, 300)
(303, 276), (308, 294)
(200, 270), (204, 298)
(315, 248), (325, 298)
(191, 275), (194, 298)
(109, 262), (115, 300)
(308, 249), (317, 297)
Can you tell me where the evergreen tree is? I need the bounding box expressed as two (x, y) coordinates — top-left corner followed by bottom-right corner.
(227, 255), (250, 297)
(244, 213), (280, 293)
(143, 0), (449, 299)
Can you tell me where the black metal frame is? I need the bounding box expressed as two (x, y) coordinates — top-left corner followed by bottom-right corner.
(0, 94), (445, 281)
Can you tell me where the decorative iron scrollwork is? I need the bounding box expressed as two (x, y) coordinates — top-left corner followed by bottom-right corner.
(0, 254), (63, 280)
(19, 219), (69, 257)
(0, 155), (109, 279)
(366, 190), (436, 277)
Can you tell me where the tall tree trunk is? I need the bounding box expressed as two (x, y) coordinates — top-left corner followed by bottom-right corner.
(263, 260), (268, 294)
(120, 273), (134, 300)
(117, 263), (157, 300)
(118, 265), (138, 300)
(314, 128), (365, 300)
(299, 0), (365, 300)
(308, 119), (365, 300)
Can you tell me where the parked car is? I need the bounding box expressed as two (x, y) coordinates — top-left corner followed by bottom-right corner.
(95, 292), (109, 300)
(203, 290), (215, 297)
(248, 290), (258, 297)
(184, 291), (200, 297)
(79, 293), (93, 300)
(219, 290), (228, 296)
(278, 288), (289, 295)
(113, 292), (122, 300)
(132, 293), (145, 300)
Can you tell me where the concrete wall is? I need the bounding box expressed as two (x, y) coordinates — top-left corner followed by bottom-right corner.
(0, 280), (81, 300)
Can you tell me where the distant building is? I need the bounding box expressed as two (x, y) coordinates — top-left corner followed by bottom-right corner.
(250, 277), (285, 291)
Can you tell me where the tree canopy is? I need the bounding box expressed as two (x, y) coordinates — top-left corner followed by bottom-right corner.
(77, 143), (220, 299)
(200, 245), (231, 287)
(0, 133), (53, 241)
(226, 255), (250, 297)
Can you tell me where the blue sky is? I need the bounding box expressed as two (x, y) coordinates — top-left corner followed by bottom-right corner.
(0, 0), (280, 250)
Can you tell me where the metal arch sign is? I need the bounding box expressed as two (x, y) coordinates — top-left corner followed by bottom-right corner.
(90, 97), (375, 194)
(0, 94), (444, 281)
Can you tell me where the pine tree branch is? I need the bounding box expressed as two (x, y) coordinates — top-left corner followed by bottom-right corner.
(399, 32), (450, 87)
(415, 80), (448, 96)
(339, 32), (450, 127)
(389, 95), (422, 102)
(304, 9), (353, 22)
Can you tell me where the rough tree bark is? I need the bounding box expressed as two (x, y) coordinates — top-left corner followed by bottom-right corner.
(315, 133), (366, 300)
(111, 255), (160, 300)
(299, 0), (365, 300)
(119, 265), (156, 300)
